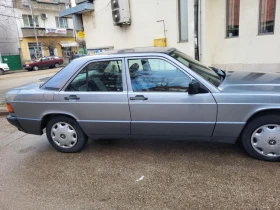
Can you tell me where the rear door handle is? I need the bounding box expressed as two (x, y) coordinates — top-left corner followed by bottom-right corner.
(130, 95), (148, 101)
(64, 95), (80, 101)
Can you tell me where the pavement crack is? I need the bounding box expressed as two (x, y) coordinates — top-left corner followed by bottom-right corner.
(0, 133), (28, 149)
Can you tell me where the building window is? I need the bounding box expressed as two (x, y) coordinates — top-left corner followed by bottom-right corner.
(23, 15), (39, 27)
(259, 0), (276, 34)
(226, 0), (240, 37)
(178, 0), (188, 42)
(55, 17), (68, 28)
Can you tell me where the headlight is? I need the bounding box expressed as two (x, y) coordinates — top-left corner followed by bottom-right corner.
(26, 65), (29, 67)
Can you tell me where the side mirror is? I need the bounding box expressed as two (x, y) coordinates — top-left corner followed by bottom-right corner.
(188, 80), (200, 95)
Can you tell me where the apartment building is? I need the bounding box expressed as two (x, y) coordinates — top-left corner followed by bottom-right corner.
(60, 0), (279, 72)
(14, 0), (76, 63)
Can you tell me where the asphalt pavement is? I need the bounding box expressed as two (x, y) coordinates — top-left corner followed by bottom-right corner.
(0, 115), (280, 210)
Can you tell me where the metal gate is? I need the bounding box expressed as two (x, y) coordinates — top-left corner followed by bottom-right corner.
(1, 54), (22, 71)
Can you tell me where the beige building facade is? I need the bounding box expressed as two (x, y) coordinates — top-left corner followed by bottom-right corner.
(61, 0), (280, 72)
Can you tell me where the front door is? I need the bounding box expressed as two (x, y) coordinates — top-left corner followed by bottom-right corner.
(59, 58), (131, 137)
(126, 57), (217, 138)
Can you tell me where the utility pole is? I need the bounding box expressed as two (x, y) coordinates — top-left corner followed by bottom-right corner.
(28, 0), (40, 58)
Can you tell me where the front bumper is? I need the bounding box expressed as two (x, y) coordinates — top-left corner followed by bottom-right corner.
(7, 115), (26, 132)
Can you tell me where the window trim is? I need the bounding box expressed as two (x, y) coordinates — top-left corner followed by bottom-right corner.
(178, 0), (189, 42)
(258, 0), (276, 35)
(63, 59), (125, 92)
(55, 16), (68, 29)
(23, 14), (39, 27)
(125, 56), (194, 93)
(226, 0), (240, 38)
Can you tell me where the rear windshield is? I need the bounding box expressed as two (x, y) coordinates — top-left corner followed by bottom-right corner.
(41, 59), (84, 90)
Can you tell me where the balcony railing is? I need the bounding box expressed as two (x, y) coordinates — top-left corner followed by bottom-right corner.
(21, 27), (74, 37)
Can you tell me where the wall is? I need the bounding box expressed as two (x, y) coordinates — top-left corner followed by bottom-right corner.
(0, 0), (20, 55)
(203, 0), (280, 72)
(83, 0), (195, 57)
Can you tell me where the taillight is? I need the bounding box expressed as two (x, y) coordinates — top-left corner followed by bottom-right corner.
(6, 104), (14, 113)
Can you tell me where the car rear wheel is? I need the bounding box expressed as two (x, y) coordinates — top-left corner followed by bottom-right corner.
(242, 114), (280, 161)
(33, 66), (39, 71)
(54, 63), (59, 68)
(0, 69), (4, 75)
(46, 116), (88, 153)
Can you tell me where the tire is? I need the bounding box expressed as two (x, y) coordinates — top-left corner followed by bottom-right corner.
(33, 66), (39, 71)
(54, 63), (59, 68)
(0, 69), (4, 75)
(242, 114), (280, 161)
(46, 116), (88, 153)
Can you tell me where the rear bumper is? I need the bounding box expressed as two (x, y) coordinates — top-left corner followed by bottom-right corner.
(7, 115), (26, 132)
(24, 66), (33, 70)
(6, 115), (43, 135)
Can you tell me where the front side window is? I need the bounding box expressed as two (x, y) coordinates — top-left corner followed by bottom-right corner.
(226, 0), (240, 37)
(66, 60), (123, 92)
(55, 17), (68, 28)
(178, 0), (188, 41)
(170, 50), (222, 87)
(23, 15), (39, 27)
(259, 0), (276, 34)
(128, 58), (191, 92)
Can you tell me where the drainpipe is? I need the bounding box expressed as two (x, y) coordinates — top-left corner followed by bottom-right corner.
(194, 0), (199, 61)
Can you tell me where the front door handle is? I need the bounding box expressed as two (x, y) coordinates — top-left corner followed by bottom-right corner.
(130, 95), (148, 101)
(64, 95), (80, 101)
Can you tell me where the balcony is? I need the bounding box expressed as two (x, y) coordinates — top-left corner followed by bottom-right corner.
(14, 0), (70, 11)
(21, 27), (74, 38)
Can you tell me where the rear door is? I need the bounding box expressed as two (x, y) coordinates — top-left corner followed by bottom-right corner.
(59, 58), (131, 137)
(40, 58), (48, 68)
(125, 56), (217, 138)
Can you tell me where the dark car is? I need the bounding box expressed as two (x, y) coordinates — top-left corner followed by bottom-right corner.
(23, 56), (64, 71)
(69, 54), (87, 62)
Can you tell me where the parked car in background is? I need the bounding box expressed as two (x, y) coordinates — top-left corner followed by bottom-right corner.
(6, 47), (280, 161)
(0, 62), (10, 75)
(69, 53), (87, 62)
(23, 56), (64, 71)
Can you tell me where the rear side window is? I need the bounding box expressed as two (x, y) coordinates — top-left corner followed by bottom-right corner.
(66, 60), (123, 92)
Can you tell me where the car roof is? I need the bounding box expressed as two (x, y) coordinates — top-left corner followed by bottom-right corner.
(99, 47), (175, 55)
(73, 47), (176, 63)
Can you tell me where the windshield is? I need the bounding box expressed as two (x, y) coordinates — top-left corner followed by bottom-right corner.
(169, 50), (222, 87)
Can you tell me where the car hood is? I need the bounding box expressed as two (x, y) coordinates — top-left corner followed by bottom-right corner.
(219, 71), (280, 93)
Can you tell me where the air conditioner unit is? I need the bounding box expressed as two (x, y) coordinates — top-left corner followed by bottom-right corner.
(41, 13), (48, 20)
(111, 0), (131, 26)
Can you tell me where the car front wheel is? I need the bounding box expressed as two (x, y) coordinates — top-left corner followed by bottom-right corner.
(54, 63), (59, 68)
(46, 116), (88, 153)
(242, 114), (280, 161)
(33, 66), (39, 71)
(0, 69), (4, 75)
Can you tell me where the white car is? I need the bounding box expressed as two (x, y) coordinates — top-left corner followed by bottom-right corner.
(0, 63), (9, 75)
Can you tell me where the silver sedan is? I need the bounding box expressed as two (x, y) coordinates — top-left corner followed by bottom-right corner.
(5, 47), (280, 161)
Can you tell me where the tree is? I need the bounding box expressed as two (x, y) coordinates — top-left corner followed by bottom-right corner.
(77, 39), (86, 49)
(40, 38), (58, 56)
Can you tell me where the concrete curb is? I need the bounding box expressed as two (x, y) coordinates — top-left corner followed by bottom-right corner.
(0, 107), (8, 116)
